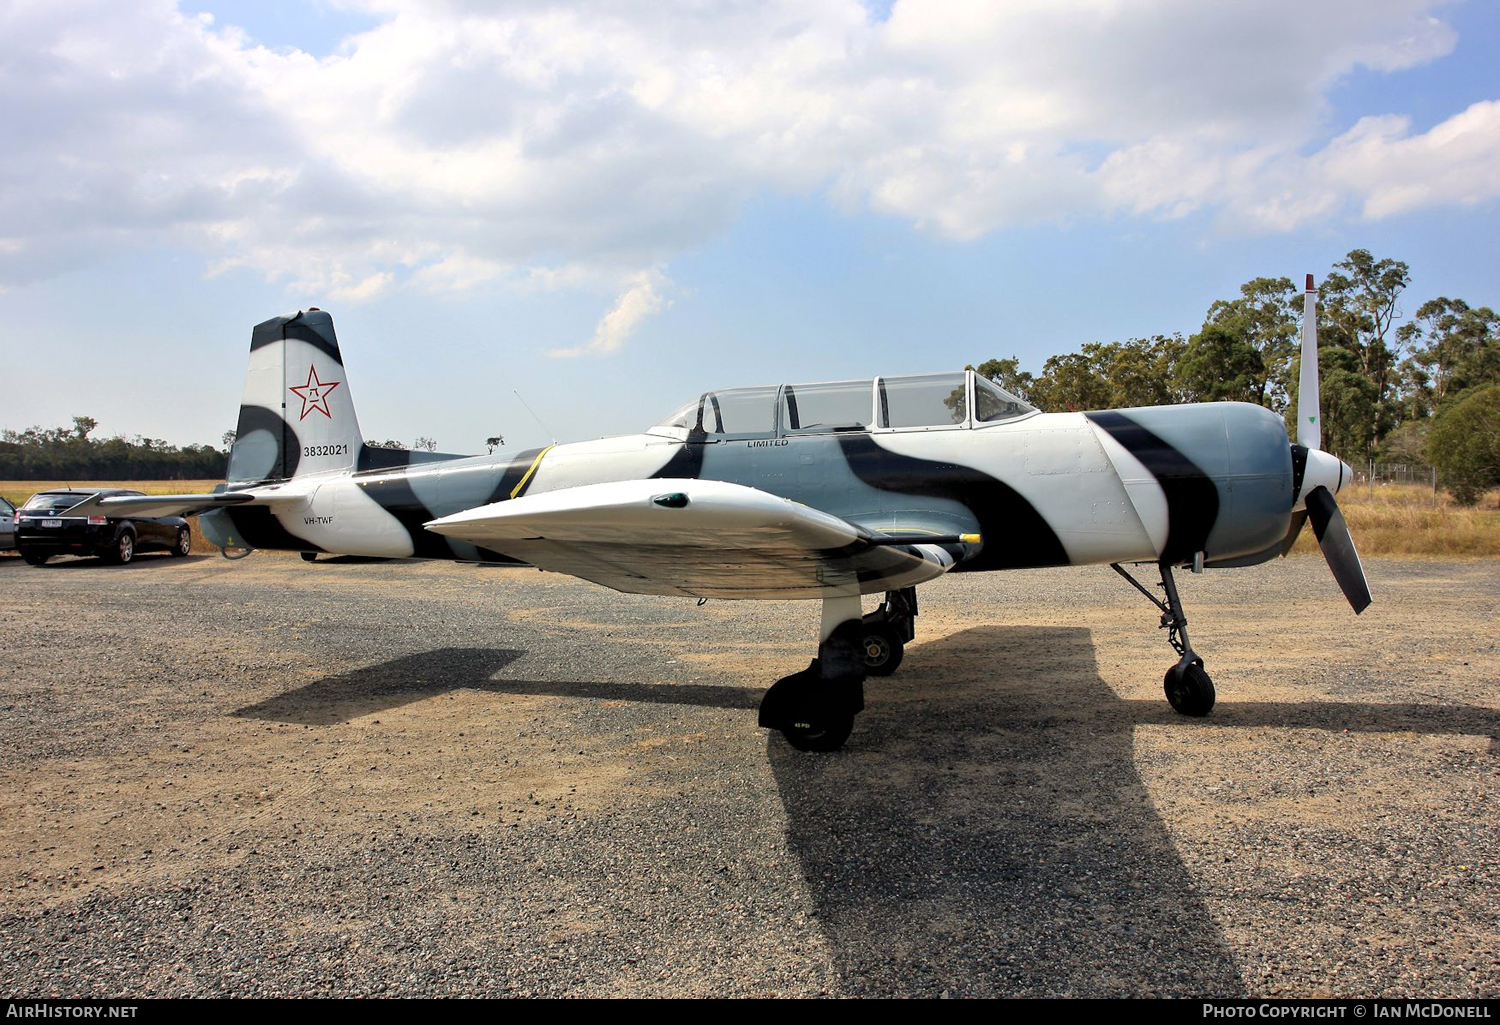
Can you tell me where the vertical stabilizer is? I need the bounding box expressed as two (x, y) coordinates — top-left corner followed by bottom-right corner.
(227, 310), (363, 483)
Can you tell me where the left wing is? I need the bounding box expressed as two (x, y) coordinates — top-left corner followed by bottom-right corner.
(424, 478), (970, 599)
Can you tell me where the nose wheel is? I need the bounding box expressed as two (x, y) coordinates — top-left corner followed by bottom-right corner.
(1112, 560), (1216, 717)
(1164, 659), (1215, 716)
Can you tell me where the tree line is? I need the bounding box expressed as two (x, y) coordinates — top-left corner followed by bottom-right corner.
(971, 249), (1499, 503)
(0, 418), (457, 482)
(0, 417), (227, 481)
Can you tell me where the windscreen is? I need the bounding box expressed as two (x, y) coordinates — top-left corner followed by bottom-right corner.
(656, 399), (701, 432)
(974, 375), (1035, 423)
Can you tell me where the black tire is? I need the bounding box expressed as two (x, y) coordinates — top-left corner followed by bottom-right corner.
(862, 626), (904, 676)
(301, 551), (317, 562)
(108, 531), (135, 565)
(782, 716), (854, 752)
(1164, 661), (1215, 716)
(171, 527), (191, 557)
(21, 550), (49, 566)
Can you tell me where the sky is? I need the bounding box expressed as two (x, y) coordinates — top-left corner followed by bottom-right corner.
(1, 0), (1496, 455)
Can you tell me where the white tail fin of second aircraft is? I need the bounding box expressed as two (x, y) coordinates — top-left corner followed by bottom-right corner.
(226, 309), (363, 483)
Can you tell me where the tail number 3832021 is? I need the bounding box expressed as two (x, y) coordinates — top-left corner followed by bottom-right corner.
(304, 444), (350, 458)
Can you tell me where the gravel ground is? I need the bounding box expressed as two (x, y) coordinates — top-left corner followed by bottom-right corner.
(0, 548), (1495, 998)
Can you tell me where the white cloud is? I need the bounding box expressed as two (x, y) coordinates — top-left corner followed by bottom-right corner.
(548, 270), (671, 359)
(1319, 100), (1500, 220)
(0, 0), (1492, 346)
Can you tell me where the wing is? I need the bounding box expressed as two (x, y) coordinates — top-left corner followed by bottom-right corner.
(424, 478), (971, 599)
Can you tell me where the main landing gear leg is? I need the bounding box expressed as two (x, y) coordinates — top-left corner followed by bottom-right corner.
(1110, 560), (1216, 717)
(759, 586), (866, 752)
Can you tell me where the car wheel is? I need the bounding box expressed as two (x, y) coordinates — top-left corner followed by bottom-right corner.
(171, 527), (191, 557)
(109, 531), (135, 565)
(21, 549), (50, 566)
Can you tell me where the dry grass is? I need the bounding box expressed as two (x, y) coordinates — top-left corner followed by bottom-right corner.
(1288, 482), (1500, 558)
(5, 479), (1496, 561)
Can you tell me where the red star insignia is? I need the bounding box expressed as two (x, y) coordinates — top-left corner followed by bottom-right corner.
(289, 366), (342, 420)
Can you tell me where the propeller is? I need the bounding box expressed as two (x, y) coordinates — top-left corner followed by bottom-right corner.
(1305, 486), (1371, 613)
(1280, 274), (1372, 614)
(1297, 273), (1321, 452)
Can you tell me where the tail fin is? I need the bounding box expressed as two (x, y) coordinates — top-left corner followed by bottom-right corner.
(227, 309), (363, 483)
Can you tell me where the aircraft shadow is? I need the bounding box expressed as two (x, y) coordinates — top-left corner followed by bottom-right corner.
(764, 624), (1499, 997)
(233, 647), (528, 725)
(232, 647), (761, 725)
(763, 624), (1244, 996)
(1123, 697), (1500, 752)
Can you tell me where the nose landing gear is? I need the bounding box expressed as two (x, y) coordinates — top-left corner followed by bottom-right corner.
(1111, 560), (1216, 717)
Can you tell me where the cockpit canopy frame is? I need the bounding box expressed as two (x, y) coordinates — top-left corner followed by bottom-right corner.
(649, 369), (1035, 441)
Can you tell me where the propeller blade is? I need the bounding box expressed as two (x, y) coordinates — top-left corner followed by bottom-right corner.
(1305, 486), (1371, 613)
(1298, 274), (1322, 451)
(1279, 509), (1308, 557)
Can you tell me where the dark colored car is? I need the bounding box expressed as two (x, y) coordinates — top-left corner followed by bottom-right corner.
(0, 496), (15, 551)
(15, 489), (191, 566)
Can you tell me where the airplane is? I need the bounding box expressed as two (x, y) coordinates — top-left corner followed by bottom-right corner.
(65, 275), (1369, 751)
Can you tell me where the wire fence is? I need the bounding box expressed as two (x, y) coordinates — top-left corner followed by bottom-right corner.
(1357, 462), (1438, 487)
(1337, 460), (1447, 506)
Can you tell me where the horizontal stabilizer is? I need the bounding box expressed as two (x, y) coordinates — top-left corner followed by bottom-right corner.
(73, 490), (305, 520)
(425, 478), (961, 599)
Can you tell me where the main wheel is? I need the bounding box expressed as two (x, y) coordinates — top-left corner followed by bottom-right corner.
(862, 625), (904, 677)
(171, 527), (191, 557)
(782, 716), (854, 752)
(21, 550), (49, 566)
(108, 531), (135, 565)
(1164, 661), (1215, 716)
